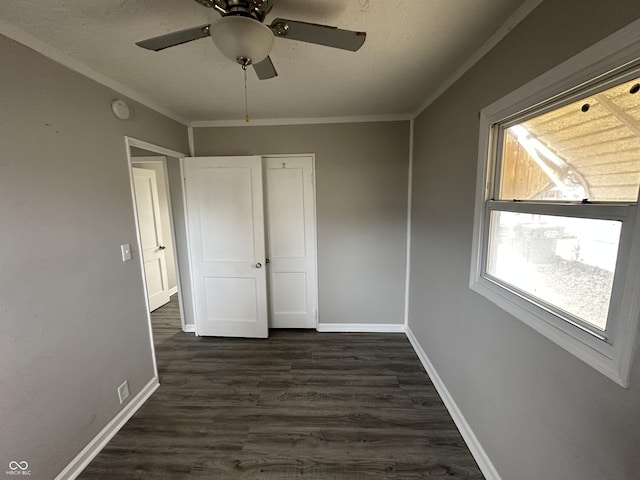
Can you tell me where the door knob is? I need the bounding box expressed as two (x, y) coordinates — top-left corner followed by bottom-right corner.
(256, 262), (262, 268)
(159, 245), (166, 250)
(265, 258), (270, 264)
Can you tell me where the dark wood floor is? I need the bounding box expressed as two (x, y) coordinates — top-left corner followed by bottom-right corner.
(79, 296), (483, 479)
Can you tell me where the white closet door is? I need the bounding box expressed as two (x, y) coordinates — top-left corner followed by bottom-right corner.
(183, 156), (268, 338)
(132, 167), (170, 312)
(264, 156), (318, 328)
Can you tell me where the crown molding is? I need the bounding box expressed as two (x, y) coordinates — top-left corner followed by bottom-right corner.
(412, 0), (544, 118)
(190, 113), (412, 128)
(1, 0), (543, 129)
(0, 20), (189, 126)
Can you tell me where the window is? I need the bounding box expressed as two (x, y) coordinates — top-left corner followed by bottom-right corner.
(471, 23), (640, 387)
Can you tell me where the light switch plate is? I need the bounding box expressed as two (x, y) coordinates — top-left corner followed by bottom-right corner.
(120, 244), (132, 262)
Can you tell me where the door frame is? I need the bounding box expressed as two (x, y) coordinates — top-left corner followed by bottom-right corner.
(262, 153), (320, 329)
(124, 137), (189, 346)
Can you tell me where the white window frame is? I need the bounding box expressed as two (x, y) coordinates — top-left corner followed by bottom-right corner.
(470, 18), (640, 387)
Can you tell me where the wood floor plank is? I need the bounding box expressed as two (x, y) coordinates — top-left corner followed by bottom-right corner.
(78, 296), (483, 479)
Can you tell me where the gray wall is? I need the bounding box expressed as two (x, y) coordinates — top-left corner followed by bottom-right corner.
(194, 123), (410, 326)
(0, 34), (188, 479)
(408, 1), (640, 479)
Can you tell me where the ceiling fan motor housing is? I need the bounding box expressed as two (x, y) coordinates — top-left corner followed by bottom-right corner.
(195, 0), (273, 23)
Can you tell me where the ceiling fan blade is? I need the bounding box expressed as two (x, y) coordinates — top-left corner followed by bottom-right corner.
(253, 56), (278, 80)
(269, 18), (366, 52)
(136, 24), (211, 51)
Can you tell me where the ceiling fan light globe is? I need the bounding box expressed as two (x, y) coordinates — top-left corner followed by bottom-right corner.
(210, 16), (274, 64)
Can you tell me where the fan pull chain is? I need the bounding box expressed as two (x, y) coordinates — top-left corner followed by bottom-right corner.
(243, 65), (250, 123)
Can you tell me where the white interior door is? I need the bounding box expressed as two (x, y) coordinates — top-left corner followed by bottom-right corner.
(264, 156), (318, 328)
(133, 167), (170, 312)
(183, 156), (268, 338)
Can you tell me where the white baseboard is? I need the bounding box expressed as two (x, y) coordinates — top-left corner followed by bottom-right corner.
(183, 324), (196, 333)
(54, 376), (160, 480)
(316, 323), (406, 333)
(405, 327), (502, 480)
(168, 286), (178, 296)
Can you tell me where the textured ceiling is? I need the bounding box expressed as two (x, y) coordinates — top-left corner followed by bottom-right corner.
(0, 0), (529, 123)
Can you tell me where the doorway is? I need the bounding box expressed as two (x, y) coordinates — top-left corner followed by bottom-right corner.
(125, 137), (191, 333)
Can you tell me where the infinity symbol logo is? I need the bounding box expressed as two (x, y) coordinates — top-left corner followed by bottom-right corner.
(8, 461), (29, 471)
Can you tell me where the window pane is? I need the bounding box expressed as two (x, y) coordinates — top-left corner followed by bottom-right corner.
(498, 76), (640, 202)
(486, 211), (621, 330)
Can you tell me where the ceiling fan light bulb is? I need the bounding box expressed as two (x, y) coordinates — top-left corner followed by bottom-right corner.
(210, 16), (274, 64)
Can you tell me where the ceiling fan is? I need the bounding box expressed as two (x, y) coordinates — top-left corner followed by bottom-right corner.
(136, 0), (367, 80)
